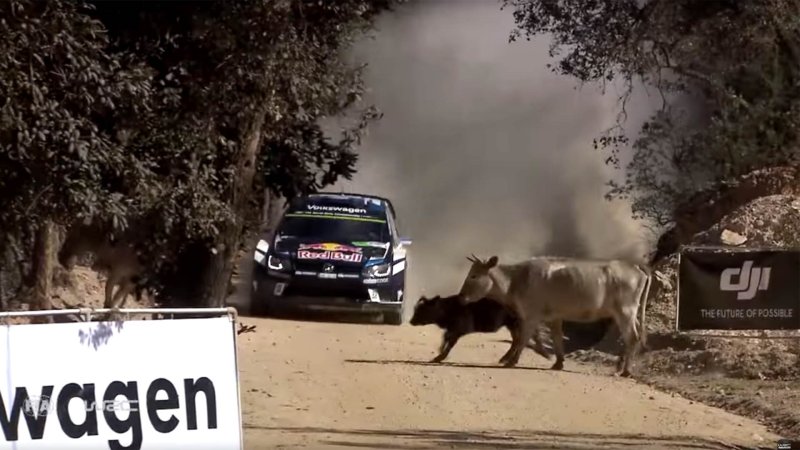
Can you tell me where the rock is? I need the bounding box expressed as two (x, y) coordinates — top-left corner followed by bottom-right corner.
(720, 229), (747, 246)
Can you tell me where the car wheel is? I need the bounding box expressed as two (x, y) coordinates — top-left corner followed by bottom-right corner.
(382, 309), (403, 325)
(249, 279), (273, 317)
(250, 298), (270, 316)
(382, 297), (405, 325)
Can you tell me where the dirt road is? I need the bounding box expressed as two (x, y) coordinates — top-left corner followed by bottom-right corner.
(239, 316), (780, 449)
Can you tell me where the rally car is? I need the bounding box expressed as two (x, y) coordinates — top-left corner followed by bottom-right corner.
(249, 192), (412, 325)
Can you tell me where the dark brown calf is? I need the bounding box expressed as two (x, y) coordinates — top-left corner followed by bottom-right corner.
(411, 294), (614, 364)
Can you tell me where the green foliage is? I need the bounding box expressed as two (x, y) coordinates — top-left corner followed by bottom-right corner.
(90, 0), (394, 206)
(0, 0), (152, 231)
(89, 0), (398, 304)
(0, 0), (399, 307)
(504, 0), (800, 226)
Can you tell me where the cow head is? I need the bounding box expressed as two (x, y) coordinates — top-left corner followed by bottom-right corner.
(458, 254), (498, 303)
(410, 295), (444, 325)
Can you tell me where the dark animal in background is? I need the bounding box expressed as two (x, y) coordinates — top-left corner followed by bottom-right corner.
(58, 222), (144, 310)
(411, 294), (615, 364)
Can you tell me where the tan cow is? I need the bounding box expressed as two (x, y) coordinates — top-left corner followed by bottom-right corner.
(57, 223), (144, 312)
(458, 255), (651, 377)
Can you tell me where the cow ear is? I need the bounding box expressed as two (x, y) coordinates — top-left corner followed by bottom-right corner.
(486, 255), (499, 268)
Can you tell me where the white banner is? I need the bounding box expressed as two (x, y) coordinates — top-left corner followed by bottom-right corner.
(0, 316), (242, 450)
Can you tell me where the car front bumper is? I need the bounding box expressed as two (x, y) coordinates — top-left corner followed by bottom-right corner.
(251, 266), (404, 315)
(265, 295), (403, 315)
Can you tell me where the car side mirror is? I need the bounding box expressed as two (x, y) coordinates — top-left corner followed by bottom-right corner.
(399, 237), (413, 247)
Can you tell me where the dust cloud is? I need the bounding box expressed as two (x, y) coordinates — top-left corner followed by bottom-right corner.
(333, 0), (660, 299)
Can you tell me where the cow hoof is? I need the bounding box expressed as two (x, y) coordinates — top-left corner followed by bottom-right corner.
(550, 361), (564, 371)
(619, 370), (632, 378)
(430, 356), (445, 364)
(502, 359), (518, 368)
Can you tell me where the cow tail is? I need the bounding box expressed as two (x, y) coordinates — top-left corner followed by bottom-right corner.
(636, 265), (652, 350)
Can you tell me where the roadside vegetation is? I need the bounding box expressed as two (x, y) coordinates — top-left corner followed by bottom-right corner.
(0, 0), (401, 313)
(504, 0), (800, 437)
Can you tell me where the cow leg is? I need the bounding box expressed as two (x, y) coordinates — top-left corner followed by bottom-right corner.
(111, 279), (135, 309)
(105, 273), (135, 322)
(103, 276), (117, 309)
(501, 322), (543, 364)
(610, 312), (629, 375)
(613, 308), (641, 377)
(549, 319), (565, 371)
(503, 321), (537, 368)
(615, 354), (625, 373)
(431, 331), (460, 363)
(525, 327), (552, 360)
(499, 325), (520, 364)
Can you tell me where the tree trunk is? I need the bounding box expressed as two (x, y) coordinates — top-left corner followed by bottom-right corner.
(200, 109), (267, 308)
(0, 236), (6, 311)
(31, 220), (55, 323)
(266, 191), (285, 235)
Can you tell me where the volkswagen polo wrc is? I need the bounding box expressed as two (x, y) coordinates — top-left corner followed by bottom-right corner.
(250, 192), (412, 325)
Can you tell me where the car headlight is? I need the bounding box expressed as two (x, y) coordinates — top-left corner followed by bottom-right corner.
(253, 239), (269, 266)
(268, 254), (290, 271)
(364, 262), (391, 278)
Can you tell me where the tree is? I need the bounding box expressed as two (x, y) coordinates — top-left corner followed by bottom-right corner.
(0, 0), (399, 312)
(503, 0), (800, 227)
(89, 0), (398, 307)
(0, 0), (154, 315)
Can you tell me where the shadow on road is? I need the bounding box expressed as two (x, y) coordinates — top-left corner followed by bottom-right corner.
(344, 358), (583, 374)
(244, 425), (766, 450)
(241, 310), (385, 325)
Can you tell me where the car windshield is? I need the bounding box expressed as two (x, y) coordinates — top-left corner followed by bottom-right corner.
(277, 215), (390, 243)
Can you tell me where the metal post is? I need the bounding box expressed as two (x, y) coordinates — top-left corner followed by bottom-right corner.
(0, 307), (238, 322)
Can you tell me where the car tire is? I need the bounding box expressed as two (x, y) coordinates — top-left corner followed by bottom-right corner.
(382, 309), (403, 325)
(382, 298), (405, 325)
(250, 298), (270, 317)
(249, 278), (273, 317)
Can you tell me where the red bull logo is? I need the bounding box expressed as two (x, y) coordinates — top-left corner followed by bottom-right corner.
(297, 243), (363, 263)
(299, 243), (361, 253)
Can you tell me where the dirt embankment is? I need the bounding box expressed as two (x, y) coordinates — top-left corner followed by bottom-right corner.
(3, 265), (154, 325)
(573, 194), (800, 439)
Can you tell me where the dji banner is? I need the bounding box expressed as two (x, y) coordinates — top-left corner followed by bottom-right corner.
(677, 247), (800, 330)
